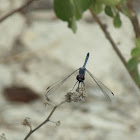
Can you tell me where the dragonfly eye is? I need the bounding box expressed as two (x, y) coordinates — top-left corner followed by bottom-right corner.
(76, 75), (79, 81)
(81, 75), (85, 80)
(76, 75), (85, 81)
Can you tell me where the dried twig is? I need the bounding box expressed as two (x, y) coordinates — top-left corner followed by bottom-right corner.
(127, 0), (140, 38)
(24, 90), (87, 140)
(89, 8), (140, 89)
(0, 0), (36, 23)
(24, 100), (66, 140)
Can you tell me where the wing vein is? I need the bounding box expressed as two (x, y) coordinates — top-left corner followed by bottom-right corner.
(86, 69), (114, 101)
(45, 69), (79, 96)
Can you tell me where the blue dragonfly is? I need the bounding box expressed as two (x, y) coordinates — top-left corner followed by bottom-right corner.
(46, 53), (114, 101)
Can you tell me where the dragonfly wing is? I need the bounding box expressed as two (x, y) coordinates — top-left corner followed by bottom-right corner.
(86, 69), (114, 101)
(46, 69), (79, 96)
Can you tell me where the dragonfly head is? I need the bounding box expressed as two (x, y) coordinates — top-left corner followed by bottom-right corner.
(76, 75), (85, 82)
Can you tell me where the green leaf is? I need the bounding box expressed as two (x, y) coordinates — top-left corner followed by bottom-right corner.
(99, 0), (121, 6)
(75, 0), (91, 12)
(72, 0), (91, 19)
(130, 38), (140, 59)
(131, 47), (140, 58)
(113, 13), (122, 28)
(127, 58), (140, 86)
(104, 6), (114, 17)
(127, 57), (138, 71)
(120, 0), (127, 4)
(91, 0), (103, 14)
(131, 67), (140, 86)
(54, 0), (74, 21)
(54, 0), (78, 33)
(68, 16), (77, 33)
(136, 38), (140, 48)
(73, 0), (82, 19)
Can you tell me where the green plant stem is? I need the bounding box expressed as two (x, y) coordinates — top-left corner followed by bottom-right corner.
(89, 8), (140, 89)
(0, 0), (36, 23)
(24, 100), (66, 140)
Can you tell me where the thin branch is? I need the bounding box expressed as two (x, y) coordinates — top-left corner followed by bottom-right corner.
(89, 8), (140, 89)
(127, 0), (140, 38)
(89, 8), (127, 66)
(24, 100), (66, 140)
(0, 0), (36, 23)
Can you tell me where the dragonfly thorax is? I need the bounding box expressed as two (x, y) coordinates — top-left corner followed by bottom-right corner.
(76, 67), (86, 82)
(76, 75), (85, 82)
(79, 67), (86, 75)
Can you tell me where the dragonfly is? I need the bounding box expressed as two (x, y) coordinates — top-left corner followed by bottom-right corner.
(46, 53), (114, 101)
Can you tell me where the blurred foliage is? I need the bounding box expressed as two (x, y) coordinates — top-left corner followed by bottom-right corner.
(128, 39), (140, 85)
(54, 0), (126, 32)
(53, 0), (140, 87)
(113, 13), (122, 28)
(54, 0), (90, 32)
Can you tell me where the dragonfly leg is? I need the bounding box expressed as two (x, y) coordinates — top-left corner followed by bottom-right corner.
(83, 82), (86, 91)
(76, 82), (80, 92)
(70, 81), (78, 92)
(81, 82), (86, 96)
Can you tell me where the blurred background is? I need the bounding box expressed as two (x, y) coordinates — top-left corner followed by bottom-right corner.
(0, 0), (140, 140)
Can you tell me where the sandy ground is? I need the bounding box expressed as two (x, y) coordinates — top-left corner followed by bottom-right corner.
(0, 2), (140, 140)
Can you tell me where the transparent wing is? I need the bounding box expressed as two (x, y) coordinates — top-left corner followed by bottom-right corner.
(45, 69), (79, 96)
(86, 69), (114, 101)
